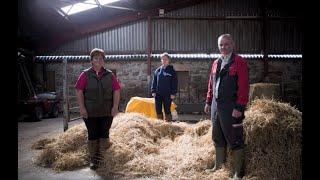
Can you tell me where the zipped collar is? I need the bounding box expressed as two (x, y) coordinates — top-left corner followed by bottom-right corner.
(218, 53), (235, 65)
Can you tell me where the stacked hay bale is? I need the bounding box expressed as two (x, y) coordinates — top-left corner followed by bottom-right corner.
(249, 83), (281, 103)
(33, 99), (301, 179)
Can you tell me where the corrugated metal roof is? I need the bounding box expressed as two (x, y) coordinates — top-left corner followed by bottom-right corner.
(268, 20), (302, 54)
(166, 0), (261, 17)
(44, 1), (301, 55)
(52, 20), (148, 55)
(152, 19), (263, 53)
(35, 53), (302, 62)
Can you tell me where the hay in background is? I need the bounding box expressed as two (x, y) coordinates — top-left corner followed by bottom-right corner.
(249, 83), (280, 103)
(33, 99), (302, 179)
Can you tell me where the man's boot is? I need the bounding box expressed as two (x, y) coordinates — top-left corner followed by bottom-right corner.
(157, 113), (164, 120)
(232, 148), (244, 180)
(165, 113), (172, 122)
(97, 138), (112, 167)
(205, 146), (226, 173)
(88, 140), (99, 170)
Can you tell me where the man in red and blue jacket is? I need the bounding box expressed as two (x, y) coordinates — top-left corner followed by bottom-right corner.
(204, 34), (249, 180)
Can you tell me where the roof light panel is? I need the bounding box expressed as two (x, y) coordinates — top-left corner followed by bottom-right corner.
(61, 0), (121, 15)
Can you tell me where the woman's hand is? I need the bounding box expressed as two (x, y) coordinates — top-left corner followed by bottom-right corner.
(80, 107), (88, 119)
(111, 106), (119, 117)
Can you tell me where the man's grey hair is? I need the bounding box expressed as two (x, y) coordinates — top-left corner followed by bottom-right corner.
(218, 34), (234, 44)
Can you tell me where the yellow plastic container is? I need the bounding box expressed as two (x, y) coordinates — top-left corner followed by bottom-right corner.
(125, 97), (177, 119)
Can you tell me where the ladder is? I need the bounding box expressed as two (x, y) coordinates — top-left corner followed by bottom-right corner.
(18, 61), (37, 98)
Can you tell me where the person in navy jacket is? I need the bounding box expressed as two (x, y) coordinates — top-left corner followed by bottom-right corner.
(151, 52), (178, 122)
(204, 34), (249, 180)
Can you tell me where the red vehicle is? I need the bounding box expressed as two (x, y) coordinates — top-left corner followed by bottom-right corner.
(17, 48), (61, 121)
(18, 92), (60, 121)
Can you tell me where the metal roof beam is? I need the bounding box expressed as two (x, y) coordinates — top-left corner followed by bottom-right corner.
(37, 0), (205, 53)
(101, 4), (137, 11)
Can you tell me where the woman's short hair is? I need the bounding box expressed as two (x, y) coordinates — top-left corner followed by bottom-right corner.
(160, 52), (170, 59)
(90, 48), (105, 60)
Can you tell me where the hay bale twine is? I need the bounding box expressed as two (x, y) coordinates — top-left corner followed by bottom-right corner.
(249, 83), (281, 103)
(243, 98), (302, 179)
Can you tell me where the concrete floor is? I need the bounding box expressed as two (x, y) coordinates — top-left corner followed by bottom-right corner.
(18, 114), (209, 180)
(18, 117), (107, 180)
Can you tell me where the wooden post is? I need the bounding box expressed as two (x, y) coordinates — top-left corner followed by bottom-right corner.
(43, 61), (47, 91)
(63, 58), (69, 132)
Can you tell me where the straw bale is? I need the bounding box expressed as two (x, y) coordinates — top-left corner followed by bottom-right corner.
(249, 83), (280, 103)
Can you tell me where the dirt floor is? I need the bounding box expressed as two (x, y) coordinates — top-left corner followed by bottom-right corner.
(18, 114), (208, 180)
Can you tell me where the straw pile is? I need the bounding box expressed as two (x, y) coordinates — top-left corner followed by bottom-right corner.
(243, 98), (302, 179)
(31, 138), (56, 150)
(33, 98), (301, 179)
(94, 113), (222, 179)
(33, 123), (88, 171)
(249, 83), (280, 103)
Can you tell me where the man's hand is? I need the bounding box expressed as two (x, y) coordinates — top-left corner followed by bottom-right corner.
(204, 104), (211, 114)
(152, 93), (156, 97)
(80, 107), (88, 119)
(232, 109), (242, 118)
(170, 95), (175, 99)
(111, 106), (119, 117)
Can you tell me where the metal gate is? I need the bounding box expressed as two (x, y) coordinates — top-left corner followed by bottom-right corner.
(62, 59), (83, 131)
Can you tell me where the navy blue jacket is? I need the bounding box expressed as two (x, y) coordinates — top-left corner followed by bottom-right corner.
(151, 65), (178, 96)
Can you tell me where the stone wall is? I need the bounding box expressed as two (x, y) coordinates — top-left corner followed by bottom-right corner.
(153, 60), (211, 104)
(34, 58), (302, 111)
(266, 60), (302, 110)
